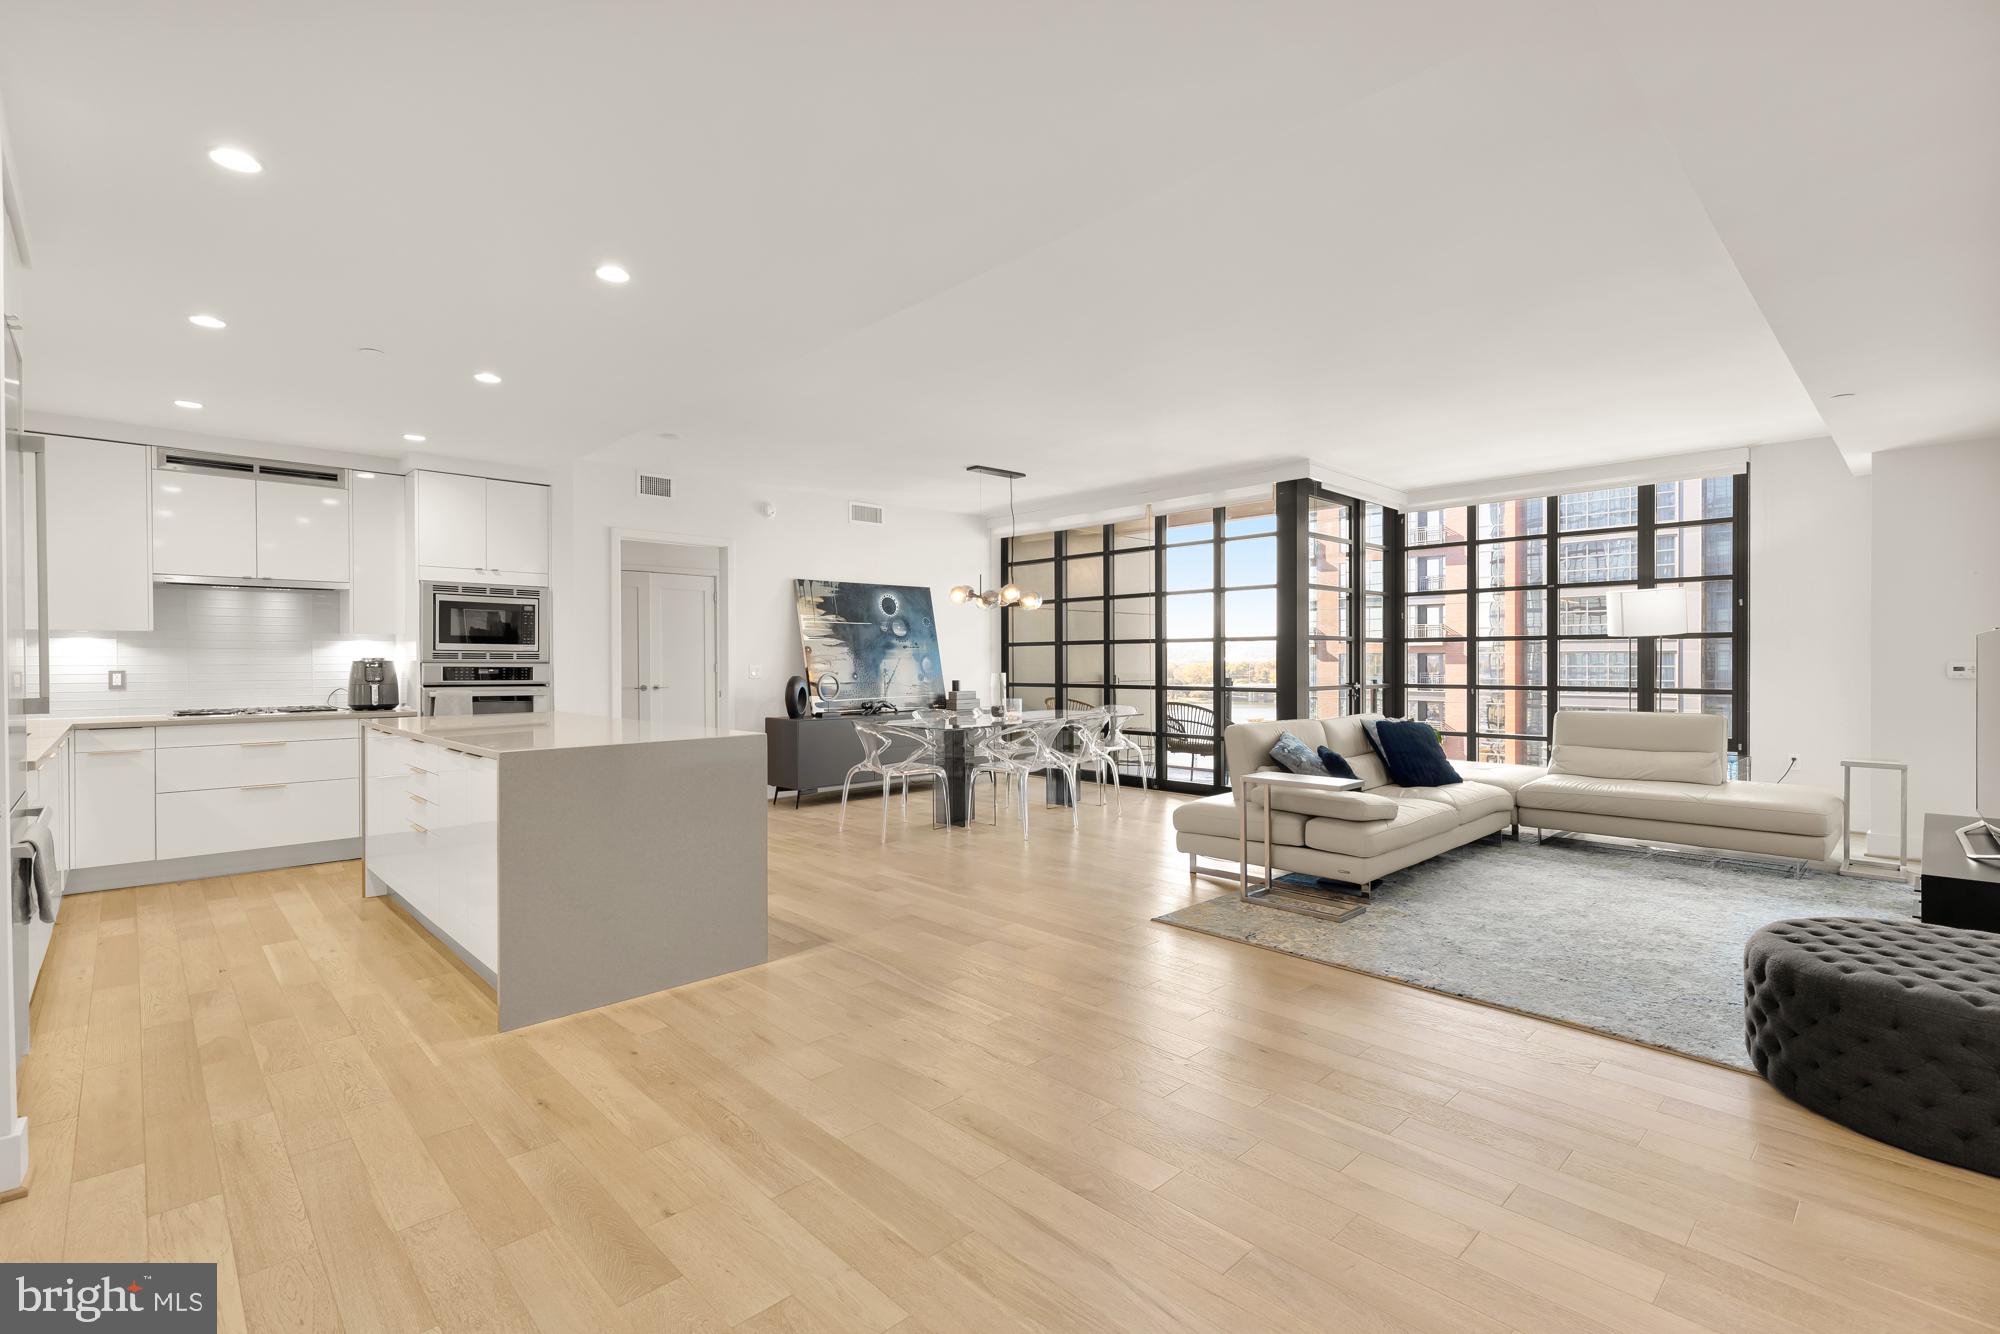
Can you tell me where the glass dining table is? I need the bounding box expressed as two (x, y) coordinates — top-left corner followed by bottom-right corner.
(891, 705), (1137, 827)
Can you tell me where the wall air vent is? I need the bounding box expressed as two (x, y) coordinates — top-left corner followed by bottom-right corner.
(637, 472), (674, 499)
(154, 447), (346, 488)
(849, 501), (885, 526)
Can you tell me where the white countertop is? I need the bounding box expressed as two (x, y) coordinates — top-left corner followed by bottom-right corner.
(367, 711), (758, 758)
(21, 707), (418, 767)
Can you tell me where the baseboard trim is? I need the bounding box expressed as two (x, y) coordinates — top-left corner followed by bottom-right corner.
(66, 838), (361, 893)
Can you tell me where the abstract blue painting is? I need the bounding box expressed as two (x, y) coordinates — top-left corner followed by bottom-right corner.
(793, 579), (945, 708)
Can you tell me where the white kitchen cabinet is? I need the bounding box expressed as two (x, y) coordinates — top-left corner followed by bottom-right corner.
(156, 779), (358, 860)
(155, 736), (358, 793)
(152, 470), (258, 580)
(483, 479), (549, 582)
(257, 479), (350, 583)
(47, 437), (152, 631)
(413, 470), (488, 574)
(72, 727), (156, 868)
(413, 469), (549, 584)
(349, 469), (408, 635)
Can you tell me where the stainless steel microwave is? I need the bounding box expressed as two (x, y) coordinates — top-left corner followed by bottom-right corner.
(421, 582), (547, 661)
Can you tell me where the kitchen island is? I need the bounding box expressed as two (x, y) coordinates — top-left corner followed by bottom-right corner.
(362, 712), (767, 1030)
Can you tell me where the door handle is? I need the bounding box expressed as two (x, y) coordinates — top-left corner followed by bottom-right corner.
(240, 782), (289, 791)
(240, 740), (289, 748)
(85, 748), (147, 756)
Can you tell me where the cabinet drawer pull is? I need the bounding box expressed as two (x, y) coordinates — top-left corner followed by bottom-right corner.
(408, 821), (430, 834)
(240, 782), (290, 791)
(240, 740), (290, 748)
(85, 748), (147, 756)
(406, 764), (433, 777)
(407, 793), (431, 805)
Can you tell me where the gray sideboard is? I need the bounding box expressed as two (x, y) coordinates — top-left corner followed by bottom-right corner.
(765, 716), (929, 805)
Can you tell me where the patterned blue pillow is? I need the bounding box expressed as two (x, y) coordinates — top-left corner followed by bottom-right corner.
(1267, 732), (1327, 776)
(1315, 746), (1361, 781)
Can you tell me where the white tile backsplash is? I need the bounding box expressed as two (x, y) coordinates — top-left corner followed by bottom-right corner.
(51, 584), (398, 717)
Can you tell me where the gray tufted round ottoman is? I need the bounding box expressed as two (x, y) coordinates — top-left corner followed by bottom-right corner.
(1744, 917), (2000, 1176)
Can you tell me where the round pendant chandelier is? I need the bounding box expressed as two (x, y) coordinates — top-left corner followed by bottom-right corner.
(949, 465), (1042, 610)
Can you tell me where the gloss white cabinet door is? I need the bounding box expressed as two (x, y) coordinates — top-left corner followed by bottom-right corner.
(72, 729), (157, 868)
(483, 479), (549, 581)
(257, 480), (350, 582)
(46, 437), (152, 631)
(413, 470), (488, 575)
(348, 469), (407, 635)
(152, 471), (258, 580)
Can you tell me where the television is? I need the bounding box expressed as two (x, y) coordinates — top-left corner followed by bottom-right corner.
(1967, 628), (2000, 858)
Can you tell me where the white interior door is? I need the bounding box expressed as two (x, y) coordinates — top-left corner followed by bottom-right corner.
(621, 570), (718, 727)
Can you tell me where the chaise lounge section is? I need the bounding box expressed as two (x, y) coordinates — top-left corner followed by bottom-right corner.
(1516, 712), (1843, 862)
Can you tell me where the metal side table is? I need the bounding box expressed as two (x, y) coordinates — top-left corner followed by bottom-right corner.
(1841, 758), (1910, 881)
(1238, 770), (1368, 921)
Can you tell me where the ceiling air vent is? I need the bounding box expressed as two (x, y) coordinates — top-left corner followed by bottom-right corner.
(636, 472), (674, 499)
(849, 501), (885, 526)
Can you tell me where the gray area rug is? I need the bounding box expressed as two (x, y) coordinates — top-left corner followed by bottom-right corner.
(1156, 837), (1918, 1069)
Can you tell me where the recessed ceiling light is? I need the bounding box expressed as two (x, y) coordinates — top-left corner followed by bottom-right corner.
(173, 399), (203, 410)
(595, 263), (631, 284)
(403, 433), (426, 443)
(355, 472), (377, 480)
(207, 146), (262, 174)
(188, 313), (227, 330)
(473, 371), (502, 385)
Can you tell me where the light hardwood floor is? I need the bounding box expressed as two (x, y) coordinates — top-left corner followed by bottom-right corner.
(5, 787), (1998, 1333)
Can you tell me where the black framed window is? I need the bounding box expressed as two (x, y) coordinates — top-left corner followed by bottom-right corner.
(1394, 473), (1750, 770)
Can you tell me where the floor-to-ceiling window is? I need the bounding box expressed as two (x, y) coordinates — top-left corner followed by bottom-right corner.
(1002, 496), (1282, 792)
(1396, 473), (1748, 769)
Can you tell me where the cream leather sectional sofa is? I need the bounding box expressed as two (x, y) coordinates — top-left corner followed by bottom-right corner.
(1172, 710), (1843, 892)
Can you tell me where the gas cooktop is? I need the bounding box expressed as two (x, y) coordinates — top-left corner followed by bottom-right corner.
(169, 705), (344, 717)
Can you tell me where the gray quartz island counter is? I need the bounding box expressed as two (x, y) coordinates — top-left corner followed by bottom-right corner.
(363, 712), (767, 1030)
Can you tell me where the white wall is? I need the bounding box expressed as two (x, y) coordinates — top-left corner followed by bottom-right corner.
(555, 462), (995, 731)
(1870, 437), (2000, 842)
(1748, 437), (1874, 823)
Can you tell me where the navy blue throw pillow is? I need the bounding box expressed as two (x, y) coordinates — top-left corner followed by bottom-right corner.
(1315, 746), (1361, 782)
(1369, 719), (1462, 787)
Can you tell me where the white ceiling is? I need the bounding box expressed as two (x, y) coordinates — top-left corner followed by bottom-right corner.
(2, 0), (1993, 510)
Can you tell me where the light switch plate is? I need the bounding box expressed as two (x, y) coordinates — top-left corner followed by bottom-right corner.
(1946, 661), (1976, 680)
(107, 669), (127, 690)
(747, 665), (763, 678)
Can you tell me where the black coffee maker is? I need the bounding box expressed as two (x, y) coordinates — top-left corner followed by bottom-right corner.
(347, 658), (400, 711)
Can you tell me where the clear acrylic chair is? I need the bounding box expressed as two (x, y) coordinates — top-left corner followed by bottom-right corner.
(1100, 706), (1154, 791)
(1027, 714), (1086, 831)
(970, 723), (1039, 840)
(839, 720), (947, 842)
(1070, 708), (1132, 811)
